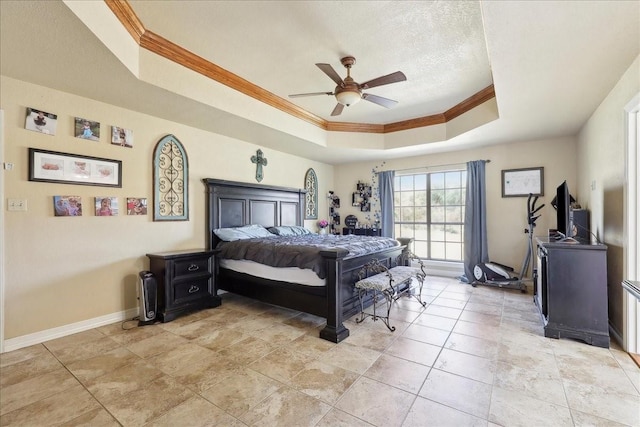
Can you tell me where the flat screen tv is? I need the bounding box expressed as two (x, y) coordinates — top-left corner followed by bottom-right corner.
(556, 180), (574, 239)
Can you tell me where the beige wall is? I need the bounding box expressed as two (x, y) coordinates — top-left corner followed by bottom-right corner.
(0, 76), (333, 340)
(334, 137), (578, 274)
(577, 55), (640, 338)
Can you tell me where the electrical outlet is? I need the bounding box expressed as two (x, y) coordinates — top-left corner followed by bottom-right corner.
(7, 198), (27, 211)
(591, 180), (596, 190)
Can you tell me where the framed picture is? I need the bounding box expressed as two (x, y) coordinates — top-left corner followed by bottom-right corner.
(95, 197), (118, 216)
(502, 167), (544, 197)
(74, 117), (100, 141)
(25, 107), (58, 136)
(53, 196), (82, 216)
(29, 148), (122, 187)
(111, 126), (133, 148)
(127, 197), (147, 215)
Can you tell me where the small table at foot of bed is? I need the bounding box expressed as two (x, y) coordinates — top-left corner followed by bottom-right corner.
(354, 258), (426, 331)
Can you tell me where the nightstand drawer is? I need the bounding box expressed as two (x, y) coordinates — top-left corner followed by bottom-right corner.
(174, 257), (210, 278)
(174, 279), (210, 303)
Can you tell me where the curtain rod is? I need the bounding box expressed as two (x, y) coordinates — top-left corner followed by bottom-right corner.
(388, 159), (490, 173)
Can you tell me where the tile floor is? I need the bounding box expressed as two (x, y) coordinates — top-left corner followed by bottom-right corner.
(1, 276), (639, 426)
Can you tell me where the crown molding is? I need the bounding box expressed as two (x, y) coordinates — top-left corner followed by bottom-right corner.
(104, 0), (495, 135)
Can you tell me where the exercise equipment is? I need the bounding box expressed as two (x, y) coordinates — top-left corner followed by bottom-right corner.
(472, 193), (544, 292)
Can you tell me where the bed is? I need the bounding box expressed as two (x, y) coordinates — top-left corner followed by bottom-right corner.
(204, 178), (410, 343)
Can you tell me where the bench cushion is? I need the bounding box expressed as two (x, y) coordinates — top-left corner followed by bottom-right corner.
(355, 272), (392, 291)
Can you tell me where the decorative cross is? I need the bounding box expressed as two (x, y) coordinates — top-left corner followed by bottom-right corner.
(251, 149), (268, 182)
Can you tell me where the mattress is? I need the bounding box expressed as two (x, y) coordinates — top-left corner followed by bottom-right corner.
(219, 259), (325, 287)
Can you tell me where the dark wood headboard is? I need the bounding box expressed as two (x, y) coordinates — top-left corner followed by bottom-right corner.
(203, 179), (306, 249)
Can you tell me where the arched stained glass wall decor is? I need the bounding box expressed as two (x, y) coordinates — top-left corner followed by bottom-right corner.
(304, 168), (318, 220)
(153, 134), (189, 221)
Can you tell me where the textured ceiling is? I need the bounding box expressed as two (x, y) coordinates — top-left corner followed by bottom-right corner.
(128, 0), (493, 124)
(1, 1), (639, 164)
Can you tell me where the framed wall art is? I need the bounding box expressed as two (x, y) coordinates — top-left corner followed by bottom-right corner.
(153, 134), (189, 221)
(29, 148), (122, 187)
(501, 167), (544, 197)
(74, 117), (100, 141)
(25, 107), (57, 136)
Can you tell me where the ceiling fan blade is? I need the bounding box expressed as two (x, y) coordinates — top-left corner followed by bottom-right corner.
(360, 71), (407, 89)
(330, 103), (344, 116)
(362, 93), (398, 109)
(316, 63), (345, 86)
(288, 91), (334, 98)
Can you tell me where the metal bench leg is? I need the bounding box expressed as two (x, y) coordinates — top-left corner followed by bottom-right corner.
(412, 274), (427, 307)
(355, 288), (396, 332)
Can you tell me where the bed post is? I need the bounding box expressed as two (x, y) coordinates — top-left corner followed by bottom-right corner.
(319, 248), (350, 343)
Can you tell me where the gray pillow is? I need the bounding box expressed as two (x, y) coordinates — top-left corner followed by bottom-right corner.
(268, 225), (313, 236)
(214, 224), (274, 241)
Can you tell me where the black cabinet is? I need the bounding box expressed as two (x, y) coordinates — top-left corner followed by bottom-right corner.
(146, 249), (221, 322)
(343, 227), (382, 236)
(535, 238), (609, 347)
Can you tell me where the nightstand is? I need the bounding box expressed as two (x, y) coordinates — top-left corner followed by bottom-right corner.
(146, 249), (221, 322)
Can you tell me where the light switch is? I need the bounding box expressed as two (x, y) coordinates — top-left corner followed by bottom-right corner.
(7, 198), (27, 211)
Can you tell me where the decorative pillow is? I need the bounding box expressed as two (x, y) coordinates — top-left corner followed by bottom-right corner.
(268, 225), (313, 236)
(214, 224), (274, 241)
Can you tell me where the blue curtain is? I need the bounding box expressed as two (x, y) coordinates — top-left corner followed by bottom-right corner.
(378, 170), (395, 238)
(463, 160), (489, 282)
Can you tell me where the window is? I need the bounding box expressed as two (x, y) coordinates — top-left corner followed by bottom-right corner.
(394, 170), (466, 261)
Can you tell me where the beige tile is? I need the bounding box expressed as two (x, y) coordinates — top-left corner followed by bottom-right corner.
(556, 357), (639, 395)
(394, 295), (432, 311)
(217, 336), (279, 365)
(563, 378), (640, 426)
(66, 346), (140, 383)
(319, 341), (382, 374)
(497, 340), (560, 377)
(464, 302), (502, 316)
(202, 306), (251, 327)
(43, 329), (106, 353)
(165, 318), (223, 339)
(610, 348), (640, 372)
(241, 385), (330, 427)
(147, 342), (216, 375)
(403, 396), (487, 427)
(413, 313), (458, 331)
(102, 375), (194, 426)
(283, 311), (326, 331)
(424, 304), (462, 319)
(289, 360), (359, 404)
(402, 323), (451, 346)
(287, 333), (336, 359)
(256, 305), (302, 322)
(434, 348), (496, 384)
(315, 408), (373, 427)
(489, 386), (573, 427)
(0, 382), (101, 426)
(200, 367), (282, 418)
(248, 322), (306, 345)
(444, 332), (499, 359)
(344, 322), (399, 352)
(125, 330), (191, 358)
(0, 344), (50, 368)
(419, 368), (492, 419)
(44, 333), (121, 365)
(58, 408), (120, 427)
(459, 310), (501, 326)
(145, 395), (246, 427)
(335, 376), (414, 427)
(385, 336), (441, 366)
(431, 296), (468, 309)
(363, 354), (430, 393)
(453, 320), (501, 342)
(96, 322), (164, 345)
(494, 361), (567, 407)
(171, 352), (242, 393)
(570, 409), (629, 427)
(85, 358), (164, 405)
(438, 290), (473, 301)
(0, 367), (79, 415)
(0, 349), (62, 387)
(194, 325), (253, 351)
(249, 347), (314, 383)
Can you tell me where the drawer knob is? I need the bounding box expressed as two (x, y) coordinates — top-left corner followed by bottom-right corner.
(188, 285), (200, 294)
(188, 264), (199, 271)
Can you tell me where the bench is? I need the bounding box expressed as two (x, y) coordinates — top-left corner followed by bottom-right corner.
(354, 253), (426, 331)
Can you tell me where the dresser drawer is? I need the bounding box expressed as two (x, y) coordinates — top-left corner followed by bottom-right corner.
(173, 278), (210, 303)
(174, 257), (211, 278)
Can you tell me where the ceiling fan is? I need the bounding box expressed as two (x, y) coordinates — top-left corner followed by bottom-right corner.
(288, 56), (407, 117)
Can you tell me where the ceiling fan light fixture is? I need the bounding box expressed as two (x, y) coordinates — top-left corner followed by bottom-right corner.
(335, 89), (361, 106)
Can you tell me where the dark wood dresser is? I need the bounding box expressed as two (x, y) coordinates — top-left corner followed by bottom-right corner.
(146, 249), (221, 322)
(342, 227), (382, 236)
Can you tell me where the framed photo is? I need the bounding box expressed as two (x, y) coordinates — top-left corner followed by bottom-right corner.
(53, 196), (82, 216)
(74, 117), (100, 141)
(95, 197), (118, 216)
(127, 197), (147, 215)
(25, 107), (58, 136)
(29, 148), (122, 187)
(502, 167), (544, 197)
(111, 126), (133, 148)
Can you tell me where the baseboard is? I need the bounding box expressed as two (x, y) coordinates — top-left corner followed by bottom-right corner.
(423, 260), (464, 278)
(609, 321), (623, 349)
(1, 307), (139, 353)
